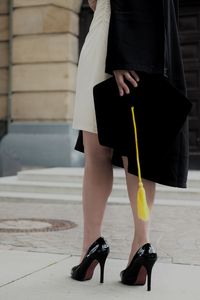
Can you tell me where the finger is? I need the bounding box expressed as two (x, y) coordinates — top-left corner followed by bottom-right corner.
(114, 72), (125, 96)
(114, 71), (131, 96)
(88, 0), (96, 11)
(124, 72), (138, 88)
(118, 77), (130, 94)
(115, 77), (124, 96)
(130, 70), (140, 82)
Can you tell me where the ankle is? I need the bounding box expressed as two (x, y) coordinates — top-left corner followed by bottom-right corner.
(126, 237), (149, 267)
(82, 234), (101, 250)
(132, 236), (150, 248)
(80, 235), (102, 263)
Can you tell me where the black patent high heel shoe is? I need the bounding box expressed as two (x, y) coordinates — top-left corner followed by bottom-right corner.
(120, 243), (157, 291)
(71, 236), (110, 283)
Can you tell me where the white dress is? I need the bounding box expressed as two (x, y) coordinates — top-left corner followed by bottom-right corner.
(72, 0), (112, 134)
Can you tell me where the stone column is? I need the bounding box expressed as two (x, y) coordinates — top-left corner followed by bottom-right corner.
(12, 0), (81, 121)
(0, 0), (9, 134)
(0, 0), (84, 175)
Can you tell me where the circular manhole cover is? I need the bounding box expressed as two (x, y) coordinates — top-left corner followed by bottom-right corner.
(0, 218), (77, 233)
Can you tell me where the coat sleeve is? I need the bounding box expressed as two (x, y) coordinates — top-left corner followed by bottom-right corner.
(173, 0), (179, 23)
(105, 0), (165, 75)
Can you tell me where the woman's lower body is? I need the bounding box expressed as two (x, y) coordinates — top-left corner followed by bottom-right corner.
(71, 130), (157, 289)
(72, 0), (156, 269)
(80, 132), (156, 265)
(71, 0), (188, 289)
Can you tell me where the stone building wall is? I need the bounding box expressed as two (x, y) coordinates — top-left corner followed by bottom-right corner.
(0, 0), (84, 176)
(12, 0), (82, 122)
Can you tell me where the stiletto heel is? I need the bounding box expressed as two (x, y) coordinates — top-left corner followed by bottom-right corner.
(147, 266), (152, 291)
(120, 243), (157, 291)
(99, 255), (107, 283)
(71, 236), (110, 283)
(143, 257), (156, 291)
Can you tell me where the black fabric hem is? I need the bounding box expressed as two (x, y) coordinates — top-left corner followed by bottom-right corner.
(74, 130), (188, 189)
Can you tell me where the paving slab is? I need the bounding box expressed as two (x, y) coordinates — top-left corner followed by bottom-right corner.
(0, 249), (69, 287)
(0, 251), (199, 300)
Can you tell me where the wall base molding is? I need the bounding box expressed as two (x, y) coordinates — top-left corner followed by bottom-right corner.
(0, 122), (84, 176)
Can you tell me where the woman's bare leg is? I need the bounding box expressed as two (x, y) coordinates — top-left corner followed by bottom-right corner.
(80, 131), (113, 262)
(122, 157), (156, 266)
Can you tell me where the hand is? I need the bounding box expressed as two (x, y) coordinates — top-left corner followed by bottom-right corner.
(113, 70), (140, 96)
(88, 0), (97, 11)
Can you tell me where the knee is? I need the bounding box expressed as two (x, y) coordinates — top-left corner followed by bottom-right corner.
(85, 145), (113, 164)
(83, 131), (113, 164)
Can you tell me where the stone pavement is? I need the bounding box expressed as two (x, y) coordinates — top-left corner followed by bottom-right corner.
(0, 193), (200, 298)
(0, 201), (200, 265)
(0, 250), (200, 300)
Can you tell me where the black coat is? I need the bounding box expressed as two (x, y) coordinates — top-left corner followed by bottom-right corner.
(105, 0), (187, 95)
(75, 0), (189, 188)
